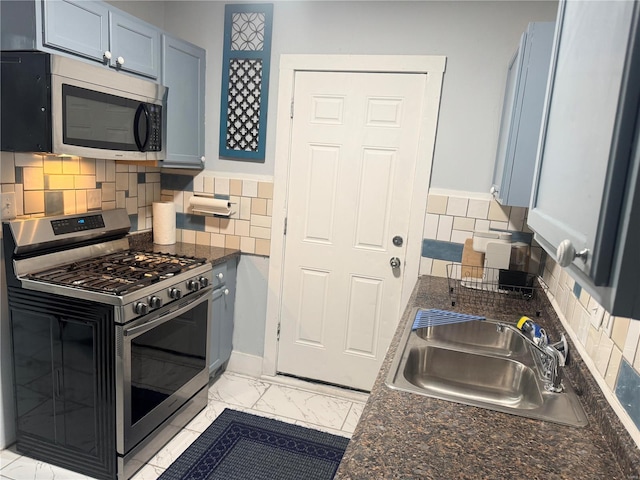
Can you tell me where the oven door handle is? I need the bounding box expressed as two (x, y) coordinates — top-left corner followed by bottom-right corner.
(124, 288), (211, 338)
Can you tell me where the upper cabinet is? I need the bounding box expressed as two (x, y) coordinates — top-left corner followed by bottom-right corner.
(161, 34), (206, 169)
(528, 0), (640, 318)
(3, 0), (161, 80)
(491, 22), (555, 207)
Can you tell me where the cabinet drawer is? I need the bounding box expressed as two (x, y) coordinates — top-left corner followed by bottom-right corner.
(213, 263), (228, 289)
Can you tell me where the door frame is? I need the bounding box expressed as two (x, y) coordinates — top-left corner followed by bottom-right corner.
(263, 54), (446, 376)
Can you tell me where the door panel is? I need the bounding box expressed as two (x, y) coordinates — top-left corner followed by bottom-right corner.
(278, 71), (425, 390)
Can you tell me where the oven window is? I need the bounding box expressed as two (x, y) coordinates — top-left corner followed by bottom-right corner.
(130, 301), (208, 424)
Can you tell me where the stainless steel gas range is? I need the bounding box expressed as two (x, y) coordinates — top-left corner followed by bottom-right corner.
(2, 209), (212, 480)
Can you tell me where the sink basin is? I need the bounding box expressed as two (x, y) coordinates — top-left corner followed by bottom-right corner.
(386, 309), (589, 427)
(404, 346), (543, 409)
(414, 319), (529, 358)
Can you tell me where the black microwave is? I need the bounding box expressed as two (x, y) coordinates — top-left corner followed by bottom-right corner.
(0, 51), (166, 161)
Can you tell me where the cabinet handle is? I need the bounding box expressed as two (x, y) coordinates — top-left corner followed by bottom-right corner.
(556, 239), (589, 267)
(116, 56), (125, 66)
(55, 369), (62, 397)
(103, 50), (112, 61)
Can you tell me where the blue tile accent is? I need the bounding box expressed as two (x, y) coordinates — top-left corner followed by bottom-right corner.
(615, 360), (640, 430)
(161, 173), (194, 191)
(176, 212), (205, 232)
(15, 167), (22, 184)
(573, 283), (582, 299)
(214, 194), (231, 200)
(421, 239), (464, 262)
(129, 214), (138, 232)
(95, 182), (102, 189)
(138, 172), (146, 184)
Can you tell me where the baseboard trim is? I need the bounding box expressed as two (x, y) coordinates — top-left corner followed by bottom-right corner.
(226, 351), (264, 377)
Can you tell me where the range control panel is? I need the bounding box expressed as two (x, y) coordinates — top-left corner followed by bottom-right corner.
(51, 214), (105, 235)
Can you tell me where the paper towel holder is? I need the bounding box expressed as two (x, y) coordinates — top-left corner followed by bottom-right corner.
(189, 192), (235, 217)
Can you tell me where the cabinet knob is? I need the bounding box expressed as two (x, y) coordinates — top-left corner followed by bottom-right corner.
(556, 239), (589, 267)
(103, 50), (112, 60)
(224, 288), (230, 296)
(490, 186), (498, 196)
(116, 56), (125, 66)
(217, 273), (224, 280)
(200, 156), (206, 163)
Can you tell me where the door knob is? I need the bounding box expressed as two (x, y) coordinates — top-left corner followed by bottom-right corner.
(556, 239), (589, 267)
(390, 257), (401, 269)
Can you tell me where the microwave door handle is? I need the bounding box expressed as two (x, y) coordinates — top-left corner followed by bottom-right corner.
(133, 103), (150, 151)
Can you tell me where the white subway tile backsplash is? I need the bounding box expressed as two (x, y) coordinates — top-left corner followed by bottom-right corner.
(474, 219), (490, 232)
(623, 320), (640, 364)
(215, 177), (230, 196)
(419, 257), (433, 276)
(242, 180), (258, 198)
(95, 159), (106, 182)
(423, 213), (439, 240)
(445, 197), (468, 217)
(14, 153), (43, 167)
(436, 215), (453, 242)
(23, 167), (44, 190)
(489, 220), (508, 230)
(466, 199), (489, 219)
(450, 229), (471, 244)
(605, 347), (623, 390)
(508, 206), (527, 231)
(204, 176), (214, 194)
(594, 330), (614, 376)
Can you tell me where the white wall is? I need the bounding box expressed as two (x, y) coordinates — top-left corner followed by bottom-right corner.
(156, 0), (557, 191)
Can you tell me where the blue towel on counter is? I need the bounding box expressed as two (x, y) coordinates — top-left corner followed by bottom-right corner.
(412, 309), (485, 330)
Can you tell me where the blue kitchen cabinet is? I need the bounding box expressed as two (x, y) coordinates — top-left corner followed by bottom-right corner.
(108, 11), (160, 79)
(491, 22), (554, 207)
(528, 0), (640, 318)
(42, 0), (109, 62)
(2, 0), (161, 80)
(209, 258), (237, 376)
(161, 34), (206, 169)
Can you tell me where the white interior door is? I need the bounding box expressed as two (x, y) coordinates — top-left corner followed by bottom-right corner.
(277, 71), (426, 391)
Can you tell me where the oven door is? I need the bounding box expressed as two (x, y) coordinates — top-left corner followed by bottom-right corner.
(116, 287), (211, 454)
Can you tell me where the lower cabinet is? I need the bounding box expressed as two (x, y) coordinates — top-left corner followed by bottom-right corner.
(9, 290), (116, 480)
(209, 258), (237, 376)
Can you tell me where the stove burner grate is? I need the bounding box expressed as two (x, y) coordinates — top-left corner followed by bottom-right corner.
(25, 250), (208, 296)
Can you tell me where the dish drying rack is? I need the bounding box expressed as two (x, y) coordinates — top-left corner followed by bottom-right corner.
(446, 263), (546, 316)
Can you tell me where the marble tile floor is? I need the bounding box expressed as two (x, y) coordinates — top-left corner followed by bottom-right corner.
(0, 372), (368, 480)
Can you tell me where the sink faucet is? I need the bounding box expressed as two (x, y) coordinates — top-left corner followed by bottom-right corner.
(496, 323), (566, 393)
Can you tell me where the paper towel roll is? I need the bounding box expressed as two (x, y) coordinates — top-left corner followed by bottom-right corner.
(189, 196), (232, 216)
(152, 201), (176, 245)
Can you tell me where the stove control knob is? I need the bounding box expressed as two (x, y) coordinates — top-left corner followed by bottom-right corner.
(149, 296), (163, 309)
(199, 277), (209, 288)
(169, 288), (182, 299)
(187, 279), (200, 291)
(134, 302), (149, 315)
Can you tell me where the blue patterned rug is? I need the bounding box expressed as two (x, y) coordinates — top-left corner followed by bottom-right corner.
(158, 409), (350, 480)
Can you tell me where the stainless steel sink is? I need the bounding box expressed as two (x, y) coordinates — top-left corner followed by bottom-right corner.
(386, 309), (589, 427)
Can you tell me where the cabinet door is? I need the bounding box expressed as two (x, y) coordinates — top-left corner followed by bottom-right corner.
(528, 1), (637, 282)
(10, 310), (57, 442)
(109, 11), (160, 79)
(42, 0), (109, 62)
(161, 34), (206, 169)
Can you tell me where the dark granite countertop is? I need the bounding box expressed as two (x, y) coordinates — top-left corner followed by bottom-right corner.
(127, 232), (240, 266)
(335, 275), (640, 480)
